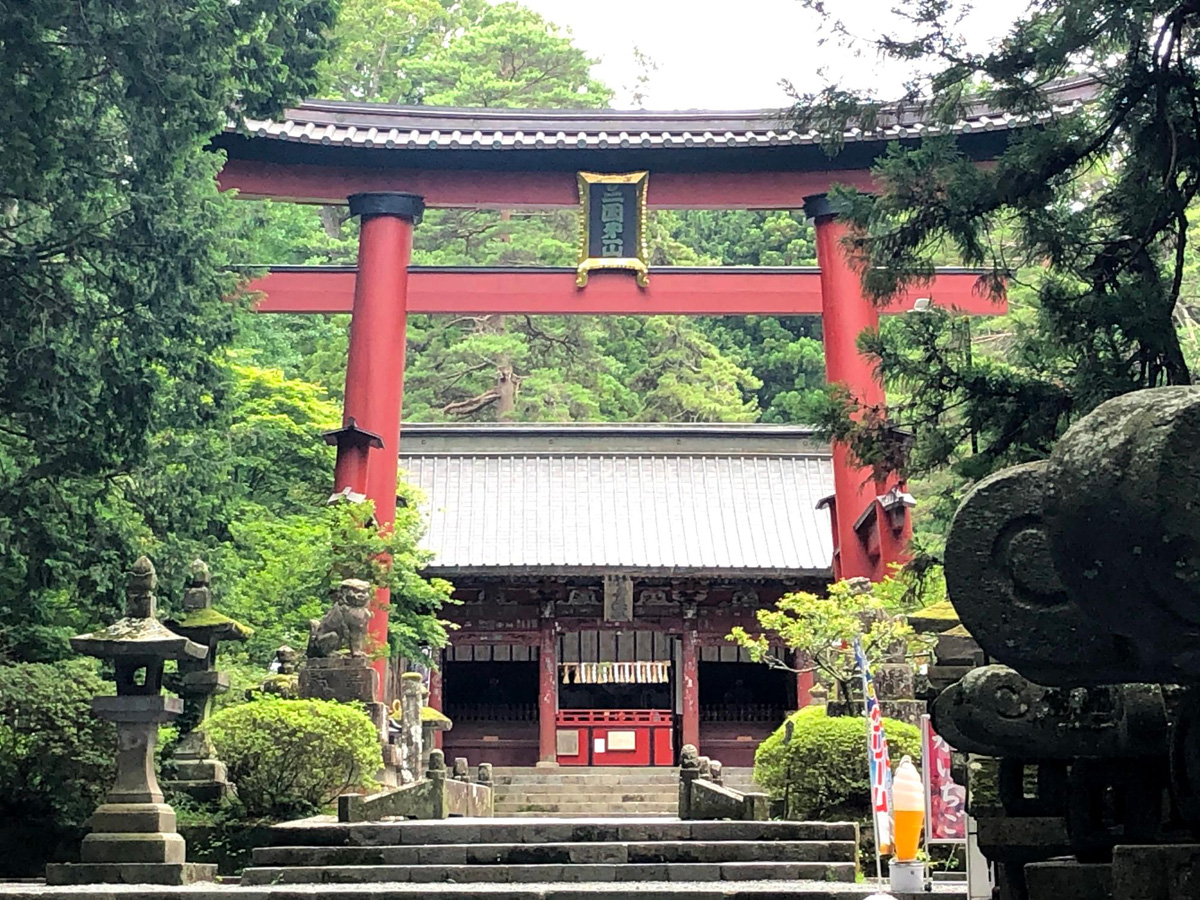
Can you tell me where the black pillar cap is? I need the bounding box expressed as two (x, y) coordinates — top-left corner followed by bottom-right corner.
(802, 193), (836, 220)
(323, 416), (385, 450)
(348, 192), (425, 224)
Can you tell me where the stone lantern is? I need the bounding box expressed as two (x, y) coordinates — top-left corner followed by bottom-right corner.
(165, 558), (251, 801)
(46, 557), (216, 886)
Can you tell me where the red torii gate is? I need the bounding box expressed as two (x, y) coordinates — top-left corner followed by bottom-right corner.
(214, 91), (1064, 713)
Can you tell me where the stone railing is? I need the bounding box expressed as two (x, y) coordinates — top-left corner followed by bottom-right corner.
(338, 750), (494, 822)
(677, 744), (768, 821)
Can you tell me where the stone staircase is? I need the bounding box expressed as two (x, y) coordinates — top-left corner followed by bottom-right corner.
(240, 817), (860, 889)
(490, 766), (760, 817)
(492, 767), (680, 816)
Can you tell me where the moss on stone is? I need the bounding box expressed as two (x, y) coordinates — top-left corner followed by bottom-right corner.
(168, 608), (253, 640)
(421, 706), (451, 725)
(908, 599), (960, 633)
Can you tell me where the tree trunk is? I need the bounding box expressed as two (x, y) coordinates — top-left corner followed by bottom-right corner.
(496, 365), (518, 417)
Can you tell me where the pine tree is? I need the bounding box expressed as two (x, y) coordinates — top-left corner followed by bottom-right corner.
(798, 1), (1200, 517)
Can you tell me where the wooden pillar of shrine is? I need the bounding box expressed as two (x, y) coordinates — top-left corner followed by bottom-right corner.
(676, 589), (703, 751)
(537, 600), (558, 766)
(337, 192), (424, 697)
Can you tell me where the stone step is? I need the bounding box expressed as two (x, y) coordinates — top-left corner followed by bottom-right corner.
(267, 818), (858, 847)
(494, 787), (681, 792)
(494, 801), (686, 806)
(240, 861), (857, 885)
(496, 810), (678, 818)
(493, 774), (682, 786)
(3, 885), (965, 900)
(495, 801), (679, 808)
(495, 805), (680, 816)
(253, 840), (858, 868)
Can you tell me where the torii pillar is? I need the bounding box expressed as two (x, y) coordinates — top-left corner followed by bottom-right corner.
(805, 192), (913, 587)
(328, 192), (424, 694)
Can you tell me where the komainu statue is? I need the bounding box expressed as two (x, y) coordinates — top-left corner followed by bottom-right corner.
(938, 386), (1200, 900)
(307, 578), (373, 658)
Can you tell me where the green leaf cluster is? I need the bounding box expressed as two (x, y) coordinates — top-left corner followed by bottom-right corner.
(201, 697), (382, 819)
(796, 0), (1200, 535)
(0, 0), (337, 660)
(754, 705), (920, 821)
(0, 660), (117, 827)
(729, 569), (939, 702)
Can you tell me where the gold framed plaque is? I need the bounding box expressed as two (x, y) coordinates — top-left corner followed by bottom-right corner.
(576, 171), (649, 287)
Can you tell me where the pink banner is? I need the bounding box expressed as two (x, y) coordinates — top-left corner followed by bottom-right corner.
(921, 715), (966, 843)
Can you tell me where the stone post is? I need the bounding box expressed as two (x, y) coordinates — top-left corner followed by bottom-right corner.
(399, 672), (424, 784)
(426, 749), (449, 819)
(678, 744), (700, 819)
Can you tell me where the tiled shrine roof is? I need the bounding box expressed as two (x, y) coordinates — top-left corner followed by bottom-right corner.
(398, 424), (834, 578)
(233, 78), (1095, 154)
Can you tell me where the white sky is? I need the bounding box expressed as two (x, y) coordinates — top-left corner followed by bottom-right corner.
(513, 0), (1024, 109)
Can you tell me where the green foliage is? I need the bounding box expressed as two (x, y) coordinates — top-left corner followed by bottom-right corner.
(0, 661), (116, 826)
(729, 569), (939, 701)
(408, 2), (612, 107)
(754, 706), (920, 821)
(216, 500), (454, 663)
(202, 698), (381, 818)
(795, 1), (1200, 514)
(0, 0), (337, 662)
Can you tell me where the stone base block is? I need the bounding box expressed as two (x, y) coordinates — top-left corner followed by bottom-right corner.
(45, 861), (215, 885)
(1025, 859), (1113, 900)
(1113, 844), (1200, 900)
(976, 815), (1072, 863)
(299, 656), (378, 703)
(81, 831), (185, 864)
(878, 699), (924, 727)
(90, 803), (176, 834)
(163, 779), (235, 803)
(175, 759), (227, 782)
(367, 700), (389, 740)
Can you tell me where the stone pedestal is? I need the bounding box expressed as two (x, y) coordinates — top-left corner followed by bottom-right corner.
(164, 731), (234, 802)
(1112, 845), (1200, 900)
(875, 662), (923, 726)
(300, 655), (379, 702)
(46, 695), (215, 886)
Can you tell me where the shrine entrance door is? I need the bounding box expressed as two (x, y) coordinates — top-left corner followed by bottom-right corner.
(555, 630), (675, 766)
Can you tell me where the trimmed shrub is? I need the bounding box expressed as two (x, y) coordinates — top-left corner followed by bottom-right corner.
(201, 697), (380, 818)
(754, 705), (921, 821)
(0, 660), (116, 827)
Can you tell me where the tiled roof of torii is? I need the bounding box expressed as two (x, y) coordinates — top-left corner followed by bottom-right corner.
(236, 77), (1097, 153)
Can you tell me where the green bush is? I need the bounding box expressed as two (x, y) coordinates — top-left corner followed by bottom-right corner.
(754, 705), (921, 821)
(201, 697), (380, 818)
(0, 660), (117, 826)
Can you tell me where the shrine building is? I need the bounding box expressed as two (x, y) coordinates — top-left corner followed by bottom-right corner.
(394, 423), (832, 767)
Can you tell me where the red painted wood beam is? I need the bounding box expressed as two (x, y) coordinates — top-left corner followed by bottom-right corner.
(243, 266), (1006, 317)
(218, 158), (877, 209)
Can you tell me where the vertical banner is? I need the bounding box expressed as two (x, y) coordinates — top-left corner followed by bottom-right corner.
(853, 640), (893, 862)
(921, 715), (967, 843)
